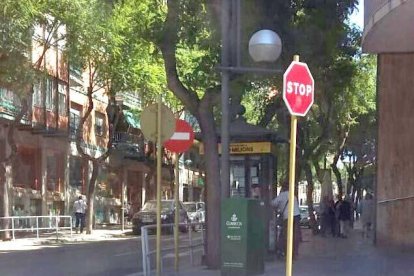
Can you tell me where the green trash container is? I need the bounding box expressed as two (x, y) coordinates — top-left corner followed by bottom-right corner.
(221, 198), (265, 275)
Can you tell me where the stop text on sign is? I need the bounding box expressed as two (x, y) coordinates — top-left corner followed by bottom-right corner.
(286, 81), (312, 96)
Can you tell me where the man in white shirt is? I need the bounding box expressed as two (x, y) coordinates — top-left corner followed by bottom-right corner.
(271, 183), (301, 258)
(73, 196), (87, 233)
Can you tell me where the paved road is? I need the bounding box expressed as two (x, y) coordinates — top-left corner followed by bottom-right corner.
(0, 237), (140, 276)
(0, 231), (203, 276)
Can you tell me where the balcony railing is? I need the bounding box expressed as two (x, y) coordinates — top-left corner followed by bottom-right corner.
(0, 88), (31, 122)
(112, 132), (145, 160)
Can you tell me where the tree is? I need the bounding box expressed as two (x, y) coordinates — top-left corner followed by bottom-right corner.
(67, 0), (152, 233)
(112, 0), (375, 267)
(0, 0), (35, 240)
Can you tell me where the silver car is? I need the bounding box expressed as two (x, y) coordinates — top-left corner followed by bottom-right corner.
(183, 202), (205, 230)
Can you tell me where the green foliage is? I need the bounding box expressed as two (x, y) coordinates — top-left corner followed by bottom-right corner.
(174, 1), (220, 99)
(0, 0), (89, 93)
(0, 0), (38, 92)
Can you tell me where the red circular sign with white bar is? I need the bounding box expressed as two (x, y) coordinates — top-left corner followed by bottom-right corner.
(163, 119), (194, 153)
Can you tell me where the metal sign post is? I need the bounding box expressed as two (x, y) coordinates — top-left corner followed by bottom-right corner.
(174, 153), (180, 271)
(282, 54), (314, 276)
(286, 113), (297, 276)
(164, 119), (194, 272)
(140, 98), (175, 276)
(156, 96), (162, 276)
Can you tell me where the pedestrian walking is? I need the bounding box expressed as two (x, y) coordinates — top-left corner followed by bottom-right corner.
(320, 196), (336, 237)
(73, 196), (87, 234)
(327, 199), (336, 237)
(271, 182), (301, 259)
(333, 195), (342, 237)
(338, 195), (352, 238)
(360, 193), (374, 238)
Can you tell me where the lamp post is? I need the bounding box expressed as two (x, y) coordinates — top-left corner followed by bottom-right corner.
(185, 159), (193, 201)
(220, 1), (283, 198)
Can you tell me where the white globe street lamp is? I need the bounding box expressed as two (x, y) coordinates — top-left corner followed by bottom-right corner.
(220, 27), (282, 199)
(248, 29), (282, 62)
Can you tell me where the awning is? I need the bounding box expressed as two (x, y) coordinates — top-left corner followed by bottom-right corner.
(123, 110), (140, 129)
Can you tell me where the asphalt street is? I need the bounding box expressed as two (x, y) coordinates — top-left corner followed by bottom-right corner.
(0, 231), (203, 276)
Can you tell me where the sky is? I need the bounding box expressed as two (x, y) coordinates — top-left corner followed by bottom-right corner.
(349, 0), (364, 29)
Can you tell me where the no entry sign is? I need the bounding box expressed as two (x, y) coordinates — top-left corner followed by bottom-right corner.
(163, 119), (194, 153)
(283, 61), (314, 116)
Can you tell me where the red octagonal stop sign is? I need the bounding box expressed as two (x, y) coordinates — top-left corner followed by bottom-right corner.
(164, 119), (194, 153)
(283, 61), (314, 116)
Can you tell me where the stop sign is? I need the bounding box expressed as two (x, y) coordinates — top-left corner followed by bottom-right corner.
(163, 119), (194, 153)
(283, 61), (314, 116)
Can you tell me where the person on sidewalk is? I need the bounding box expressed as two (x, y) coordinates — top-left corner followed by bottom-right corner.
(271, 182), (301, 259)
(360, 193), (374, 238)
(73, 196), (87, 234)
(320, 196), (336, 237)
(327, 199), (337, 237)
(338, 195), (352, 238)
(333, 195), (343, 237)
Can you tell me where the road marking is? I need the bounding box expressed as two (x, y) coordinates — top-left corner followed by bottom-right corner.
(124, 273), (143, 276)
(114, 251), (136, 257)
(163, 248), (203, 259)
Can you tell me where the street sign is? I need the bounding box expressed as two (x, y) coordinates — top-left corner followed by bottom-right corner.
(140, 103), (175, 142)
(164, 119), (194, 153)
(283, 61), (314, 116)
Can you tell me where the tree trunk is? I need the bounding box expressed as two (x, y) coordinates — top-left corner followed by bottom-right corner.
(304, 162), (317, 233)
(0, 97), (28, 240)
(197, 103), (221, 269)
(0, 164), (10, 240)
(331, 164), (343, 197)
(86, 160), (99, 234)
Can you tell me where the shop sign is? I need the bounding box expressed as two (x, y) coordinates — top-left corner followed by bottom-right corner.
(199, 142), (275, 155)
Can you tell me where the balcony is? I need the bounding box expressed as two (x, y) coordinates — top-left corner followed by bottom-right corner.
(0, 88), (30, 123)
(112, 132), (145, 160)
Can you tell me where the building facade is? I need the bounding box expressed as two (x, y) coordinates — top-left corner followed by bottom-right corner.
(0, 21), (151, 225)
(363, 0), (414, 247)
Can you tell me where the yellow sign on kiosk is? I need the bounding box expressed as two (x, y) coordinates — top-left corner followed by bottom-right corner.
(199, 142), (275, 155)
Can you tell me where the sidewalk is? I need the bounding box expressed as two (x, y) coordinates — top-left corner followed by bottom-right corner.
(2, 222), (414, 275)
(174, 221), (414, 276)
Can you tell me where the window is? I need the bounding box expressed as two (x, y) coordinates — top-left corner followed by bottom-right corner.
(45, 78), (53, 110)
(47, 155), (57, 192)
(33, 81), (43, 107)
(58, 83), (67, 116)
(70, 106), (81, 140)
(95, 112), (105, 137)
(13, 147), (38, 190)
(69, 156), (83, 187)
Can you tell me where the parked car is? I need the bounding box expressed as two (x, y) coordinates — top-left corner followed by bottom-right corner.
(183, 202), (205, 230)
(299, 206), (311, 228)
(299, 205), (321, 229)
(132, 200), (189, 235)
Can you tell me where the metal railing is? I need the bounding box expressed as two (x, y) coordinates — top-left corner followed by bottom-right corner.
(141, 222), (205, 276)
(0, 215), (73, 240)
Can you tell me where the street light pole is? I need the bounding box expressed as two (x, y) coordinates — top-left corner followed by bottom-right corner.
(220, 0), (231, 199)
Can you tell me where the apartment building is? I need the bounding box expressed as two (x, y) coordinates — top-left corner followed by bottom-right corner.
(0, 20), (151, 225)
(0, 22), (69, 218)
